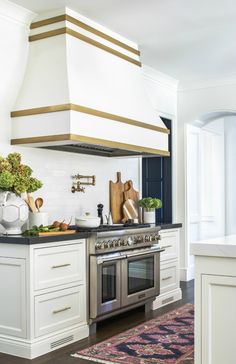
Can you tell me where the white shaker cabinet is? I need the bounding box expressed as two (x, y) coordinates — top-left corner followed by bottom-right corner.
(194, 255), (236, 364)
(0, 239), (89, 359)
(201, 274), (236, 364)
(0, 257), (26, 338)
(191, 235), (236, 364)
(152, 228), (182, 310)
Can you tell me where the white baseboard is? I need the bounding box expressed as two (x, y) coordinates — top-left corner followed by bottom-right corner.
(180, 265), (195, 281)
(152, 288), (182, 310)
(0, 324), (89, 359)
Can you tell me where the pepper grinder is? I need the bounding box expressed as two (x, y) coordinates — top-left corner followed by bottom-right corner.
(97, 204), (104, 225)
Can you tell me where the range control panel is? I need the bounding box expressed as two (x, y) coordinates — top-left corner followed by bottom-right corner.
(95, 232), (161, 253)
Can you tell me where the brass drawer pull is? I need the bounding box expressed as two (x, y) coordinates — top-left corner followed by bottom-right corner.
(161, 245), (172, 250)
(52, 306), (71, 314)
(51, 263), (71, 269)
(162, 275), (173, 281)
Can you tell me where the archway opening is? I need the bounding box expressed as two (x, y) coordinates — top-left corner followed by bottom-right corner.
(186, 110), (236, 276)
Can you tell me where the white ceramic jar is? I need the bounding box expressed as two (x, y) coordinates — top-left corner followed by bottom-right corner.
(29, 212), (48, 229)
(0, 191), (29, 234)
(143, 209), (156, 224)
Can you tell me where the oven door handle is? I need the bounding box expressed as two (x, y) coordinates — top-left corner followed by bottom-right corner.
(97, 255), (127, 264)
(126, 248), (164, 258)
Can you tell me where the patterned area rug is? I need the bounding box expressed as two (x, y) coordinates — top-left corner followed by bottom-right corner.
(72, 303), (194, 363)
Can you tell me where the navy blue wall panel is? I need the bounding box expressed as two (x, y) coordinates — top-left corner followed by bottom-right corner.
(142, 118), (172, 223)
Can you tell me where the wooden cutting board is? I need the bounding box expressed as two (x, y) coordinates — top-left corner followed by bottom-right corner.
(38, 230), (77, 237)
(110, 172), (125, 223)
(122, 199), (139, 223)
(124, 180), (140, 201)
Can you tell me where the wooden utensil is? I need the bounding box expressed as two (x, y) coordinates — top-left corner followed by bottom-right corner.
(122, 199), (139, 223)
(124, 180), (140, 201)
(28, 196), (37, 213)
(110, 172), (125, 223)
(35, 197), (43, 212)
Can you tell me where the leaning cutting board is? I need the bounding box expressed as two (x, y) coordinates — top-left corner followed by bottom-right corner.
(124, 180), (140, 201)
(110, 172), (125, 223)
(122, 199), (139, 223)
(38, 230), (77, 237)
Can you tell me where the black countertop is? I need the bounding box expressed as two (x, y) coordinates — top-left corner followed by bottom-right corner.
(0, 223), (182, 245)
(158, 223), (182, 230)
(0, 231), (90, 245)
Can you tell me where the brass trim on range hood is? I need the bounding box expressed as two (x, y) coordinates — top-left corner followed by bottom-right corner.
(29, 27), (141, 67)
(30, 14), (140, 56)
(11, 103), (170, 134)
(10, 134), (170, 157)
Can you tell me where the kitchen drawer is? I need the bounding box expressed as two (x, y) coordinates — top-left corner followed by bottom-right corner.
(35, 286), (86, 337)
(160, 230), (178, 262)
(160, 260), (178, 294)
(34, 242), (85, 290)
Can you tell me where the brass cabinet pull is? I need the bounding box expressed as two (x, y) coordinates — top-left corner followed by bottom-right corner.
(161, 245), (172, 250)
(51, 263), (71, 269)
(52, 306), (71, 314)
(162, 276), (173, 281)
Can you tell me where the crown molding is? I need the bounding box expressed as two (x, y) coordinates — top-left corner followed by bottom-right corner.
(142, 65), (179, 92)
(179, 75), (236, 92)
(0, 0), (36, 27)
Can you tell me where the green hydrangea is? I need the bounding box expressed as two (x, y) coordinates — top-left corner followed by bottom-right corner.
(0, 153), (42, 195)
(7, 153), (21, 169)
(16, 165), (32, 178)
(0, 171), (15, 189)
(13, 176), (30, 195)
(0, 157), (12, 173)
(27, 177), (43, 193)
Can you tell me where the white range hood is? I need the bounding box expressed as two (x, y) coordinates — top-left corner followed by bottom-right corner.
(11, 8), (170, 157)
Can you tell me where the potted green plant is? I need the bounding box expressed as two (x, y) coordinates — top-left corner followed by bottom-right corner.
(0, 153), (43, 234)
(138, 197), (162, 224)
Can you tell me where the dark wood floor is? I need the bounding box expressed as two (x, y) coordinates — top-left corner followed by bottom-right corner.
(0, 281), (194, 364)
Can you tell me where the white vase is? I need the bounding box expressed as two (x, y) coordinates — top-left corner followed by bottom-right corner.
(29, 212), (48, 229)
(143, 209), (156, 224)
(0, 191), (29, 235)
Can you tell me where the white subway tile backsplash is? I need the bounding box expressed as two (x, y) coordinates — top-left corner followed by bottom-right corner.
(0, 144), (140, 231)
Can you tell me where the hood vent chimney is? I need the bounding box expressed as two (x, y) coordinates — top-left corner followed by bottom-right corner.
(11, 7), (170, 157)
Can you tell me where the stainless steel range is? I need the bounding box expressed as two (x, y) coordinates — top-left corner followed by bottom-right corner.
(87, 225), (163, 327)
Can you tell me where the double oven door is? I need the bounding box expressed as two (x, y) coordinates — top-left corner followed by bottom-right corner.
(90, 247), (161, 320)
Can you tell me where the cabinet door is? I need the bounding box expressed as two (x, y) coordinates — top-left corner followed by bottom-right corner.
(35, 286), (86, 337)
(142, 118), (172, 223)
(160, 230), (178, 262)
(202, 274), (236, 364)
(160, 260), (178, 294)
(34, 242), (85, 290)
(0, 257), (26, 338)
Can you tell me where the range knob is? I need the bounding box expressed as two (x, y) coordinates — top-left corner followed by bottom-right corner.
(133, 236), (138, 244)
(111, 240), (117, 248)
(145, 235), (150, 242)
(155, 234), (161, 241)
(103, 241), (109, 249)
(137, 236), (143, 243)
(113, 240), (119, 247)
(95, 242), (102, 250)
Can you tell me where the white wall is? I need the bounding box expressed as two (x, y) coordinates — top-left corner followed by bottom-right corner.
(0, 0), (178, 232)
(178, 80), (236, 280)
(225, 116), (236, 235)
